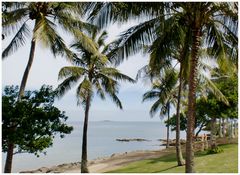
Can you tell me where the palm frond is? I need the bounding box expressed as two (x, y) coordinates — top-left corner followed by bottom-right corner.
(2, 7), (29, 37)
(2, 22), (30, 59)
(205, 22), (228, 70)
(55, 10), (95, 34)
(100, 68), (135, 83)
(198, 74), (229, 105)
(93, 80), (106, 100)
(107, 17), (160, 65)
(76, 78), (93, 107)
(33, 16), (74, 61)
(107, 92), (123, 109)
(97, 30), (108, 48)
(55, 76), (80, 98)
(149, 99), (162, 118)
(142, 91), (160, 102)
(58, 66), (86, 80)
(87, 2), (165, 28)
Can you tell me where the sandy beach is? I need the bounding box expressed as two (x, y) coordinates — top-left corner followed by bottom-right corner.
(20, 147), (176, 173)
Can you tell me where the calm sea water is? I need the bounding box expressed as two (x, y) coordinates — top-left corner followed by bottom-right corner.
(2, 121), (188, 173)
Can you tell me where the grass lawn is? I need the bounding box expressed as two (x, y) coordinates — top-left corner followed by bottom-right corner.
(107, 144), (238, 173)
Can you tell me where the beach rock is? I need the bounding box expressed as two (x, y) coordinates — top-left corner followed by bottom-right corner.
(39, 167), (49, 173)
(116, 138), (150, 142)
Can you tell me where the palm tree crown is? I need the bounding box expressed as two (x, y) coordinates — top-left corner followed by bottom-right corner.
(56, 29), (135, 109)
(2, 2), (96, 59)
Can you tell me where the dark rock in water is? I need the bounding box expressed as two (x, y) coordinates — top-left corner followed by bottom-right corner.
(116, 138), (150, 142)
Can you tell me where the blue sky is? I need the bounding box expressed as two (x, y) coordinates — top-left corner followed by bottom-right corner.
(2, 20), (174, 122)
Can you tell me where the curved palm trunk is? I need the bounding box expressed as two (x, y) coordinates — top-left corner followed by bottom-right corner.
(166, 103), (170, 148)
(81, 94), (91, 173)
(176, 63), (185, 166)
(4, 36), (36, 173)
(18, 39), (36, 99)
(185, 28), (201, 173)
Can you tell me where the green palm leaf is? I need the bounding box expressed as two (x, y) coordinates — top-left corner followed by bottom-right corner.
(76, 78), (93, 107)
(58, 67), (86, 80)
(33, 16), (73, 61)
(55, 76), (80, 98)
(100, 68), (135, 83)
(107, 92), (123, 109)
(2, 22), (30, 58)
(2, 7), (29, 37)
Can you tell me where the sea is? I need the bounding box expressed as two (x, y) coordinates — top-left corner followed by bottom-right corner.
(2, 121), (189, 173)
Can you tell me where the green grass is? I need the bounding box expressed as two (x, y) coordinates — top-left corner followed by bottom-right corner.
(107, 144), (238, 173)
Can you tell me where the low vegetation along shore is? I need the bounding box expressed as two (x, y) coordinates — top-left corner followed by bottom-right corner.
(21, 138), (237, 173)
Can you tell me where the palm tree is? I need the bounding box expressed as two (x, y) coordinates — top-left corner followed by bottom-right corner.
(143, 70), (178, 149)
(55, 30), (135, 173)
(98, 3), (237, 172)
(86, 2), (238, 172)
(88, 3), (197, 167)
(2, 2), (99, 173)
(170, 3), (237, 172)
(2, 2), (98, 98)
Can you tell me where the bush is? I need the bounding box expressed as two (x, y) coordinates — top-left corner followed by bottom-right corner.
(207, 146), (224, 154)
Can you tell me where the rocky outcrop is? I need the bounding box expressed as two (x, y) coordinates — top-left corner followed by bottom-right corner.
(20, 162), (81, 173)
(116, 138), (150, 142)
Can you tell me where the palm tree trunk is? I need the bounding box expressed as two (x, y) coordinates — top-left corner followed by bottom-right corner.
(219, 118), (223, 138)
(185, 28), (201, 173)
(222, 118), (226, 137)
(234, 120), (238, 137)
(4, 31), (37, 173)
(4, 142), (14, 173)
(81, 94), (91, 173)
(18, 39), (36, 99)
(210, 117), (216, 149)
(166, 103), (170, 148)
(176, 63), (185, 166)
(230, 120), (235, 138)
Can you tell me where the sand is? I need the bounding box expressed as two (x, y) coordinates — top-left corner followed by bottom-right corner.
(20, 147), (176, 173)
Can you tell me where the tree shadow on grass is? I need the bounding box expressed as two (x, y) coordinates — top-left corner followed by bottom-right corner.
(147, 153), (177, 164)
(152, 165), (179, 173)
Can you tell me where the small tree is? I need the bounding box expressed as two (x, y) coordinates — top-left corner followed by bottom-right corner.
(2, 85), (73, 172)
(165, 110), (210, 138)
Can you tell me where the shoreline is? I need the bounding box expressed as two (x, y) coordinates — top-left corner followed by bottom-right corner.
(20, 147), (173, 173)
(19, 137), (237, 173)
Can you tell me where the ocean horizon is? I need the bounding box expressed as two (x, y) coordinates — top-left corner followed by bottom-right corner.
(2, 121), (193, 173)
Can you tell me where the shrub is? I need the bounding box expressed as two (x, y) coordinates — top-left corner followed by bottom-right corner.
(207, 146), (224, 154)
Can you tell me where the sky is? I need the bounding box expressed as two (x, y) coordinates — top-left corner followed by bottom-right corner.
(2, 19), (173, 122)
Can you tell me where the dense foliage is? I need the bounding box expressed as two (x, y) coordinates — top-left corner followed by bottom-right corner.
(2, 85), (73, 156)
(165, 74), (237, 137)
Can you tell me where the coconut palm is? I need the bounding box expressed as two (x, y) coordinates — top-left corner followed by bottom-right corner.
(91, 3), (237, 172)
(2, 2), (99, 172)
(143, 70), (178, 148)
(55, 30), (135, 173)
(88, 3), (192, 167)
(2, 2), (98, 98)
(169, 3), (237, 172)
